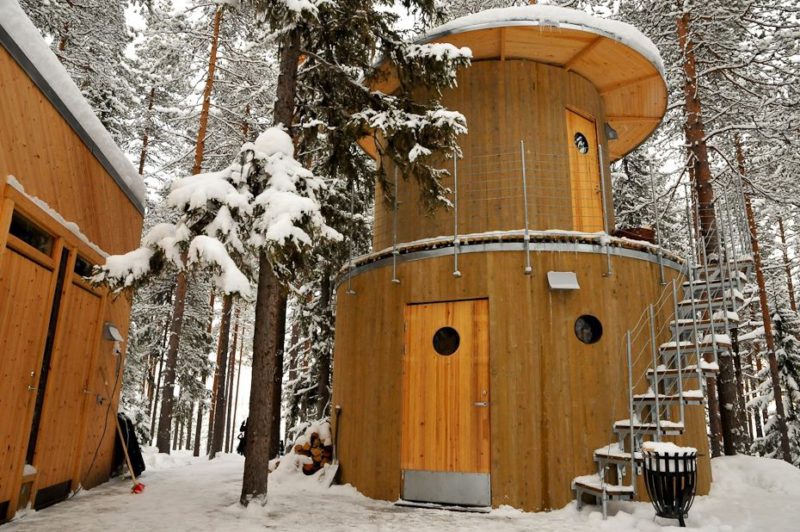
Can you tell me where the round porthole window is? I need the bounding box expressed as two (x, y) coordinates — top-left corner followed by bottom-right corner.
(574, 132), (589, 154)
(575, 315), (602, 344)
(433, 326), (460, 356)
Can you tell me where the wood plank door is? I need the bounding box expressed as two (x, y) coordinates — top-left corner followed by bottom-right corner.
(401, 299), (490, 505)
(566, 109), (604, 233)
(0, 249), (55, 512)
(32, 280), (102, 496)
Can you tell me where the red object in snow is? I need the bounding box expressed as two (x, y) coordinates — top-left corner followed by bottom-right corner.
(131, 482), (145, 494)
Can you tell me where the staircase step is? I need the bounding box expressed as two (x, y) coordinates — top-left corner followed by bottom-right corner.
(678, 293), (745, 310)
(670, 317), (738, 334)
(572, 475), (635, 499)
(659, 336), (731, 354)
(647, 362), (719, 381)
(594, 443), (643, 466)
(613, 419), (685, 436)
(633, 389), (704, 406)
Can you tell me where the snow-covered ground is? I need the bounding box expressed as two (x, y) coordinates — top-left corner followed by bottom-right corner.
(5, 451), (800, 531)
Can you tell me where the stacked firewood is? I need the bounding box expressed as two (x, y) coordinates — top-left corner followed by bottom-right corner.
(294, 432), (333, 475)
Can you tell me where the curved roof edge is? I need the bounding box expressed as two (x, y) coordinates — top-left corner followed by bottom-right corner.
(0, 1), (145, 214)
(420, 5), (665, 78)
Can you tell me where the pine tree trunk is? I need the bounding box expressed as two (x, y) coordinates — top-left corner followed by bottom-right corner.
(225, 307), (241, 453)
(206, 292), (217, 452)
(677, 10), (744, 454)
(192, 7), (223, 176)
(156, 269), (188, 453)
(744, 192), (793, 462)
(193, 402), (204, 457)
(210, 295), (234, 459)
(778, 218), (797, 312)
(315, 272), (333, 419)
(138, 87), (156, 175)
(731, 333), (750, 448)
(749, 350), (765, 439)
(185, 401), (194, 450)
(231, 335), (244, 452)
(240, 26), (301, 506)
(156, 6), (223, 455)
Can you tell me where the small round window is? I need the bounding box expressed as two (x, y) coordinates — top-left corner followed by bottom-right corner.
(433, 327), (460, 356)
(574, 132), (589, 154)
(575, 315), (602, 344)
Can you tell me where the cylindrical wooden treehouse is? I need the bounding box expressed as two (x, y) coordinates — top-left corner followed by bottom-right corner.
(332, 6), (712, 512)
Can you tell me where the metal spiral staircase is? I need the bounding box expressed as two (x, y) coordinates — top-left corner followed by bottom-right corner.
(572, 185), (754, 518)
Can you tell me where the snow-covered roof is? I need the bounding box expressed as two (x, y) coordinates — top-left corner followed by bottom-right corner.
(421, 5), (664, 76)
(408, 5), (668, 161)
(0, 1), (145, 213)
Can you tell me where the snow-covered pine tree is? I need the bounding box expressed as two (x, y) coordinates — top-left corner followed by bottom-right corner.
(19, 0), (139, 147)
(239, 0), (471, 505)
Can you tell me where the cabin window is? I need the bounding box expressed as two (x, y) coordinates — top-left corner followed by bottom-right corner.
(575, 315), (602, 344)
(74, 255), (94, 278)
(432, 326), (460, 356)
(573, 132), (589, 154)
(9, 212), (54, 255)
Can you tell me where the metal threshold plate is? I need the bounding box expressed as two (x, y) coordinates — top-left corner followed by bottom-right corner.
(402, 470), (491, 507)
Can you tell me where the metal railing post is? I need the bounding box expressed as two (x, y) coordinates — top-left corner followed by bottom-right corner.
(649, 165), (666, 285)
(452, 149), (461, 278)
(599, 145), (613, 277)
(692, 185), (720, 368)
(672, 279), (686, 427)
(626, 330), (636, 494)
(649, 304), (662, 441)
(683, 185), (706, 388)
(521, 140), (532, 275)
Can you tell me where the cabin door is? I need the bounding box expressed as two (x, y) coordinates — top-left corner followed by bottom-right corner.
(566, 109), (604, 232)
(401, 299), (490, 506)
(0, 247), (55, 518)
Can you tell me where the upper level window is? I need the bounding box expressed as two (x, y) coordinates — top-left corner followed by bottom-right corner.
(9, 212), (54, 256)
(74, 255), (94, 278)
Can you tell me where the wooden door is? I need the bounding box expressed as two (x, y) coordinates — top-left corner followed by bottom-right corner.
(566, 109), (604, 232)
(401, 299), (490, 474)
(32, 280), (102, 492)
(0, 249), (54, 508)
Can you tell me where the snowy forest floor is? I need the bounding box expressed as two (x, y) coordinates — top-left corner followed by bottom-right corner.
(4, 451), (800, 531)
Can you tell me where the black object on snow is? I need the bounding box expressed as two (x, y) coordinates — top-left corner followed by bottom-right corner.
(236, 418), (247, 456)
(642, 448), (698, 527)
(113, 413), (146, 477)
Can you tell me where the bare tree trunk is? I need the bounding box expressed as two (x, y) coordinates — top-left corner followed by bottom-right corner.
(315, 272), (333, 419)
(778, 218), (797, 312)
(192, 7), (223, 175)
(225, 307), (241, 453)
(744, 191), (793, 463)
(156, 270), (188, 453)
(210, 295), (234, 459)
(150, 352), (164, 443)
(193, 402), (204, 457)
(155, 6), (223, 455)
(138, 87), (156, 175)
(185, 401), (194, 450)
(231, 332), (244, 452)
(677, 10), (744, 454)
(207, 291), (217, 452)
(240, 26), (301, 506)
(749, 350), (765, 439)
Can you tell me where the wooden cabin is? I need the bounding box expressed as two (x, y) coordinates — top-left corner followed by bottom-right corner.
(0, 4), (144, 522)
(332, 6), (712, 512)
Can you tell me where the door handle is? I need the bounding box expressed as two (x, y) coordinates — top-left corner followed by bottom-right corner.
(27, 386), (37, 392)
(473, 401), (489, 407)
